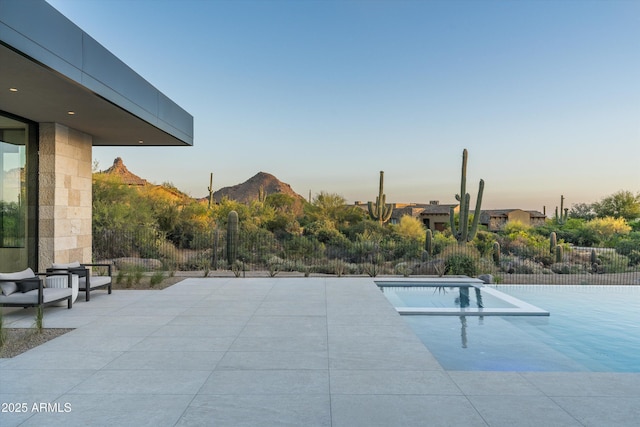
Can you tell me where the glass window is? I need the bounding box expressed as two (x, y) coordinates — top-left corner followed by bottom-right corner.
(0, 115), (28, 271)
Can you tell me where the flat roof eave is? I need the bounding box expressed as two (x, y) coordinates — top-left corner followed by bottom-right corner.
(0, 0), (193, 146)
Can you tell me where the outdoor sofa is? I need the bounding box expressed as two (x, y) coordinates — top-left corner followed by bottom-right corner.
(0, 268), (73, 309)
(47, 262), (112, 302)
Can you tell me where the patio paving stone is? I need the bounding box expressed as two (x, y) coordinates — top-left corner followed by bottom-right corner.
(2, 277), (639, 426)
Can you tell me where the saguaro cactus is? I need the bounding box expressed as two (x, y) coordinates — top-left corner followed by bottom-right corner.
(550, 232), (557, 254)
(555, 195), (568, 224)
(425, 229), (433, 256)
(207, 173), (214, 209)
(226, 210), (239, 266)
(492, 241), (501, 266)
(368, 171), (393, 225)
(450, 149), (484, 244)
(555, 244), (564, 263)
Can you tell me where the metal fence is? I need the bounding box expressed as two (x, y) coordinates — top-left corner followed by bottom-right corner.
(93, 229), (640, 285)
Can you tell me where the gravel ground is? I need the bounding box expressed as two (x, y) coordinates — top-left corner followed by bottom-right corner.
(0, 328), (73, 358)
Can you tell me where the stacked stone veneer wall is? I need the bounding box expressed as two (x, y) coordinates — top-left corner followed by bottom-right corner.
(38, 123), (92, 271)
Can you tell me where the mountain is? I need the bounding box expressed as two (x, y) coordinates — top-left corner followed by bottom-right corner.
(97, 159), (303, 205)
(98, 157), (147, 186)
(211, 172), (304, 204)
(97, 158), (190, 202)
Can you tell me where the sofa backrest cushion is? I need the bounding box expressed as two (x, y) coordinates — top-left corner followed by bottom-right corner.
(0, 268), (36, 296)
(17, 279), (40, 293)
(52, 261), (81, 269)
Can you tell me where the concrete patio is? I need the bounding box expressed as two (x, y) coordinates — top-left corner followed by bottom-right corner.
(1, 277), (639, 426)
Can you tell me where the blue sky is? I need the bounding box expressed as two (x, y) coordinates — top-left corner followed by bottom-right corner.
(47, 0), (639, 211)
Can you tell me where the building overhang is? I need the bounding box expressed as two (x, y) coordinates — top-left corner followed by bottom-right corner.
(0, 0), (193, 146)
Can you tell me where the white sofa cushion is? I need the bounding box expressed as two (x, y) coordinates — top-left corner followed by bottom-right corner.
(52, 261), (81, 269)
(79, 276), (111, 289)
(0, 287), (71, 304)
(1, 282), (18, 296)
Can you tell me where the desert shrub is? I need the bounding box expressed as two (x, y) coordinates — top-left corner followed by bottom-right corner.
(304, 220), (350, 247)
(283, 235), (324, 260)
(393, 215), (426, 242)
(615, 232), (640, 255)
(149, 271), (165, 287)
(550, 263), (587, 274)
(585, 217), (631, 244)
(115, 269), (125, 284)
(597, 251), (630, 273)
(267, 256), (306, 274)
(389, 238), (423, 260)
(627, 250), (640, 267)
(239, 227), (281, 264)
(362, 262), (380, 277)
(501, 257), (545, 274)
(0, 311), (6, 347)
(394, 262), (412, 277)
(432, 232), (457, 255)
(473, 231), (497, 257)
(438, 245), (480, 276)
(444, 253), (478, 276)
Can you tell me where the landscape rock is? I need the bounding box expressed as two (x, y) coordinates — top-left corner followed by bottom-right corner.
(112, 257), (163, 270)
(478, 273), (493, 284)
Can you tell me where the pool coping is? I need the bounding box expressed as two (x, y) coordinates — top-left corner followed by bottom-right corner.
(376, 279), (550, 316)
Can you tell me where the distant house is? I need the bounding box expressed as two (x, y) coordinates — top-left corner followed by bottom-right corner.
(417, 202), (459, 232)
(479, 209), (547, 231)
(356, 200), (547, 233)
(355, 200), (459, 232)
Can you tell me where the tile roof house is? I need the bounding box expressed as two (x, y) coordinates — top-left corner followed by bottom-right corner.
(479, 209), (547, 231)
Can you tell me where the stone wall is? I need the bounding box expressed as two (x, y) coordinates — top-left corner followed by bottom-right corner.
(38, 123), (92, 271)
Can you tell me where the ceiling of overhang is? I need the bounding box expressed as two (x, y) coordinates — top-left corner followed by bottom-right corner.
(0, 43), (190, 146)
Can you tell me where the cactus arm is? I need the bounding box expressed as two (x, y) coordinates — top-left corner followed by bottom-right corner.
(467, 179), (484, 241)
(382, 204), (393, 222)
(367, 201), (377, 220)
(450, 206), (458, 237)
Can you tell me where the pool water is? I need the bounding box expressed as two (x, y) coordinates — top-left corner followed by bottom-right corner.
(396, 285), (640, 372)
(382, 286), (516, 309)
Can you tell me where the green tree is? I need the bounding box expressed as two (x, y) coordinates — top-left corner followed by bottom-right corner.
(592, 190), (640, 221)
(569, 203), (596, 221)
(303, 192), (365, 231)
(306, 192), (346, 225)
(263, 193), (303, 237)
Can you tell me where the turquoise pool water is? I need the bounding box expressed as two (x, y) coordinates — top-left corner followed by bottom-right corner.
(395, 285), (640, 372)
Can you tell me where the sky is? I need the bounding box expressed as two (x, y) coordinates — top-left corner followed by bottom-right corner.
(46, 0), (639, 212)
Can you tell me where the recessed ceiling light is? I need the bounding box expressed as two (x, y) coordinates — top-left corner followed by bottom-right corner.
(9, 88), (18, 92)
(138, 140), (144, 144)
(67, 111), (75, 115)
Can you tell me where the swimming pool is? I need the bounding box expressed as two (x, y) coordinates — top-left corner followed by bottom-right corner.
(382, 284), (640, 372)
